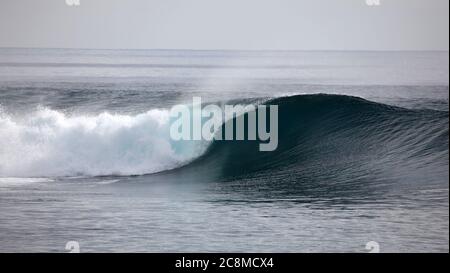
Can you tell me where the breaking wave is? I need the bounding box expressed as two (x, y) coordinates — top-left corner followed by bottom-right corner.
(0, 94), (448, 183)
(0, 107), (208, 177)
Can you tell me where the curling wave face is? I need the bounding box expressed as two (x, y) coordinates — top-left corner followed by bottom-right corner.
(175, 94), (449, 197)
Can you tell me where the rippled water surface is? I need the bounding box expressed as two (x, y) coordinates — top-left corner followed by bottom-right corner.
(0, 49), (448, 252)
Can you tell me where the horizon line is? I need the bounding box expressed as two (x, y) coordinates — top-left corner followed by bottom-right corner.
(0, 46), (448, 53)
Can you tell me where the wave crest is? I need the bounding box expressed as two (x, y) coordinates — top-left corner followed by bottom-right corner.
(0, 107), (208, 177)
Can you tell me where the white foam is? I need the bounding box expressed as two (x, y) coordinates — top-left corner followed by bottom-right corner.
(0, 107), (210, 177)
(0, 177), (54, 187)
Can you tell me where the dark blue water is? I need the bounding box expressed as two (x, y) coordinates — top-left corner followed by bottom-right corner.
(0, 49), (448, 252)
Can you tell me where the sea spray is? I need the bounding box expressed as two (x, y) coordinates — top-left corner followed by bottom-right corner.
(0, 107), (209, 177)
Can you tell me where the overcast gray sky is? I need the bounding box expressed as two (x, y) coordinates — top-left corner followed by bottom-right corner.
(0, 0), (448, 50)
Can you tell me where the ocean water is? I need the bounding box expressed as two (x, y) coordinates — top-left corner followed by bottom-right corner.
(0, 48), (448, 252)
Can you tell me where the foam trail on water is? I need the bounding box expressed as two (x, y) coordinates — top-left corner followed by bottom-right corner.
(0, 107), (209, 177)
